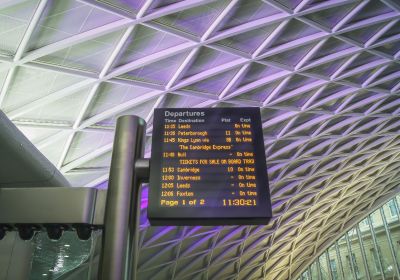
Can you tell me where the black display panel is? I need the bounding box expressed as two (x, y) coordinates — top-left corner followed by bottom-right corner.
(148, 108), (271, 226)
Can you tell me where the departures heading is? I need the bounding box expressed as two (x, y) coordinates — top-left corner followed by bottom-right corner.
(148, 108), (272, 226)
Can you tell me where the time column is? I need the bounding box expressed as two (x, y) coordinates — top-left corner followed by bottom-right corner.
(160, 123), (177, 205)
(163, 123), (176, 143)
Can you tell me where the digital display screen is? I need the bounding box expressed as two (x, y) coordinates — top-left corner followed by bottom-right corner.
(148, 108), (271, 226)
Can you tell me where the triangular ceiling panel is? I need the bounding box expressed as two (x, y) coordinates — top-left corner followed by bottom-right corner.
(152, 0), (230, 37)
(159, 92), (210, 108)
(37, 134), (71, 166)
(78, 150), (113, 170)
(303, 57), (349, 78)
(374, 79), (399, 91)
(15, 86), (91, 123)
(264, 42), (319, 68)
(216, 23), (281, 55)
(372, 63), (400, 81)
(1, 66), (85, 112)
(343, 52), (382, 73)
(340, 21), (389, 45)
(339, 91), (385, 114)
(272, 0), (303, 11)
(16, 126), (63, 145)
(374, 42), (400, 57)
(64, 167), (110, 187)
(183, 68), (241, 95)
(342, 66), (381, 86)
(181, 47), (238, 79)
(0, 0), (39, 56)
(237, 63), (283, 87)
(34, 30), (125, 73)
(94, 96), (159, 127)
(263, 19), (321, 51)
(118, 51), (190, 85)
(27, 0), (122, 51)
(268, 75), (320, 102)
(63, 130), (114, 165)
(83, 82), (154, 120)
(227, 80), (284, 103)
(303, 37), (355, 64)
(344, 1), (394, 28)
(215, 0), (282, 32)
(306, 84), (354, 110)
(374, 21), (400, 44)
(271, 88), (317, 109)
(99, 0), (143, 15)
(301, 2), (360, 30)
(0, 67), (9, 86)
(112, 25), (189, 68)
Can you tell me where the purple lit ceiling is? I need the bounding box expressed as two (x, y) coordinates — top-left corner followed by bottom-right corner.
(1, 0), (400, 279)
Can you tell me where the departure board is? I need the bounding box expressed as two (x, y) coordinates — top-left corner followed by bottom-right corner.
(148, 108), (271, 226)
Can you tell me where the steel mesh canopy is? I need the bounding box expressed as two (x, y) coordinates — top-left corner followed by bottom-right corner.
(1, 0), (400, 279)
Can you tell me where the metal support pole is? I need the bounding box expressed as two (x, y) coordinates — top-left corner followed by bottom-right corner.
(306, 267), (311, 280)
(316, 255), (322, 280)
(379, 207), (400, 279)
(344, 232), (357, 280)
(335, 241), (346, 280)
(99, 116), (147, 280)
(324, 251), (332, 280)
(356, 225), (371, 280)
(367, 215), (385, 280)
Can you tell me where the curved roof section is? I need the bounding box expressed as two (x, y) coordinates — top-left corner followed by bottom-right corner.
(0, 0), (400, 279)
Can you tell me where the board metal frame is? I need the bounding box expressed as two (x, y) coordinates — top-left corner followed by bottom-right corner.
(148, 107), (272, 226)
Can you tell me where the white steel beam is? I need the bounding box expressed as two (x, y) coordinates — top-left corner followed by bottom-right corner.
(219, 64), (250, 99)
(330, 53), (360, 80)
(200, 0), (239, 41)
(145, 94), (166, 123)
(294, 0), (313, 13)
(368, 71), (400, 88)
(332, 1), (369, 32)
(166, 48), (200, 90)
(57, 133), (75, 169)
(365, 19), (399, 47)
(334, 59), (388, 81)
(0, 68), (15, 108)
(253, 20), (290, 58)
(295, 38), (327, 71)
(15, 0), (49, 61)
(391, 80), (400, 93)
(263, 76), (292, 105)
(136, 0), (154, 19)
(362, 64), (389, 88)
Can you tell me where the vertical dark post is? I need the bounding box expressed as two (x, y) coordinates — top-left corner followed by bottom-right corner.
(99, 116), (146, 280)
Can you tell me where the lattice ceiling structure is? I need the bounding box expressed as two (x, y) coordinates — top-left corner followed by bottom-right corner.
(1, 0), (400, 279)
